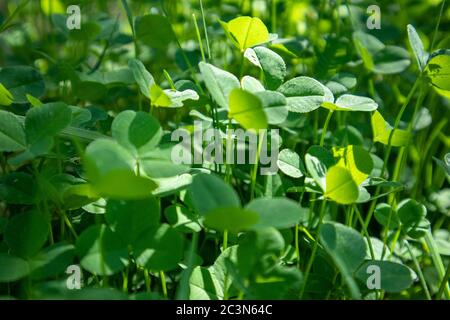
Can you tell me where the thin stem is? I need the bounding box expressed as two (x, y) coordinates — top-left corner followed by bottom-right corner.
(176, 232), (199, 300)
(192, 13), (206, 62)
(299, 200), (327, 299)
(320, 110), (334, 147)
(199, 0), (211, 60)
(412, 118), (447, 198)
(405, 241), (432, 300)
(381, 78), (421, 178)
(144, 268), (151, 292)
(0, 0), (30, 33)
(313, 111), (319, 144)
(0, 154), (7, 176)
(336, 0), (342, 36)
(59, 208), (78, 239)
(161, 4), (202, 88)
(388, 85), (428, 204)
(223, 230), (228, 251)
(271, 0), (277, 33)
(163, 69), (176, 89)
(122, 267), (129, 293)
(353, 205), (375, 260)
(295, 224), (300, 268)
(223, 229), (230, 300)
(121, 0), (139, 57)
(345, 205), (354, 226)
(225, 118), (233, 183)
(364, 78), (422, 229)
(250, 131), (265, 200)
(424, 231), (450, 299)
(430, 0), (447, 51)
(344, 0), (357, 30)
(160, 271), (168, 299)
(437, 263), (450, 300)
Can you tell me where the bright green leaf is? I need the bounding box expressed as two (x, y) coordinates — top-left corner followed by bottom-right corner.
(426, 50), (450, 96)
(229, 88), (267, 131)
(371, 111), (410, 147)
(221, 17), (269, 51)
(0, 83), (13, 106)
(333, 145), (373, 185)
(325, 166), (359, 204)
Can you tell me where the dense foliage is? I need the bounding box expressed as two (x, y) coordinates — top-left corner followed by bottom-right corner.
(0, 0), (449, 300)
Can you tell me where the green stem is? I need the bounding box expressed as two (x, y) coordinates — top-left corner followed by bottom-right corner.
(59, 208), (78, 239)
(192, 13), (206, 62)
(223, 230), (228, 251)
(313, 111), (319, 144)
(299, 200), (327, 299)
(437, 263), (450, 300)
(250, 131), (265, 200)
(336, 0), (342, 36)
(368, 77), (376, 100)
(424, 231), (450, 299)
(388, 85), (428, 204)
(0, 0), (30, 33)
(0, 154), (7, 176)
(405, 241), (432, 300)
(176, 232), (199, 300)
(199, 0), (211, 60)
(122, 267), (129, 293)
(161, 4), (202, 88)
(163, 69), (176, 89)
(160, 271), (168, 299)
(364, 78), (422, 229)
(381, 78), (421, 178)
(271, 0), (277, 33)
(225, 118), (233, 183)
(353, 205), (375, 260)
(430, 0), (447, 51)
(320, 110), (334, 147)
(144, 268), (151, 292)
(412, 118), (447, 198)
(121, 0), (139, 57)
(295, 224), (300, 268)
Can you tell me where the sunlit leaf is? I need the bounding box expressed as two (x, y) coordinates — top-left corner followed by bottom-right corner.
(229, 88), (267, 131)
(325, 166), (359, 204)
(221, 17), (270, 51)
